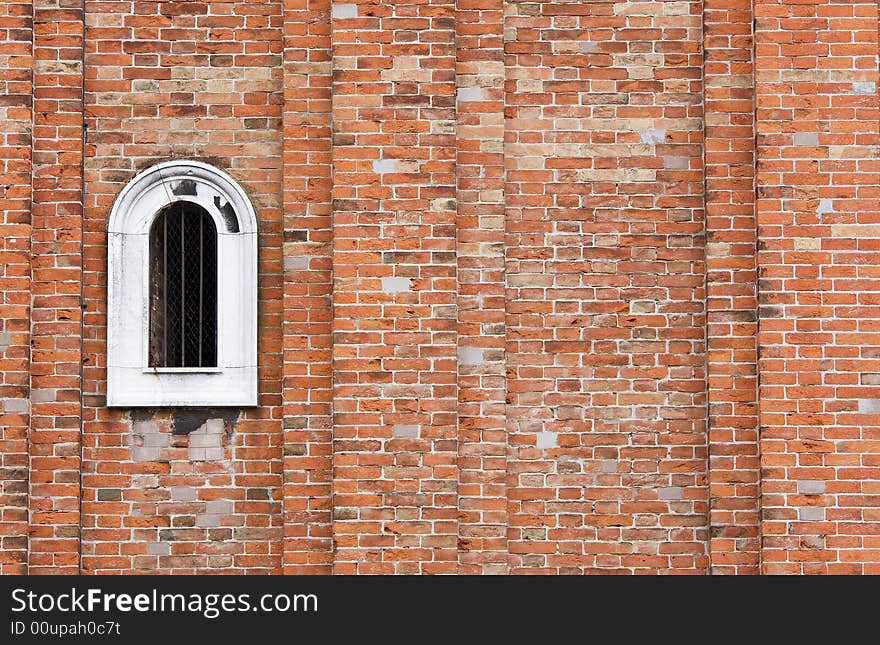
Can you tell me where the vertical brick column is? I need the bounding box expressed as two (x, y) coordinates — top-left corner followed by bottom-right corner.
(29, 0), (84, 574)
(81, 1), (285, 575)
(504, 0), (708, 573)
(455, 0), (507, 574)
(755, 0), (880, 574)
(331, 0), (459, 574)
(281, 0), (334, 574)
(0, 0), (33, 574)
(703, 0), (760, 574)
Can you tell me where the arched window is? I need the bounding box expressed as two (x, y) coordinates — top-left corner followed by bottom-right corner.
(148, 202), (218, 369)
(107, 160), (258, 407)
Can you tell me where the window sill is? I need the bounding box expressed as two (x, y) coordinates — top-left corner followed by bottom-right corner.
(144, 367), (224, 374)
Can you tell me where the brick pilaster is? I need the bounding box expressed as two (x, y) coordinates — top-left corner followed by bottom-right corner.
(281, 0), (334, 574)
(703, 0), (760, 574)
(0, 0), (33, 575)
(331, 0), (459, 573)
(29, 0), (84, 574)
(455, 0), (507, 574)
(755, 0), (880, 574)
(504, 0), (708, 573)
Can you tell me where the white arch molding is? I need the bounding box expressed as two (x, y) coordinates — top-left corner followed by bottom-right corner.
(107, 160), (258, 407)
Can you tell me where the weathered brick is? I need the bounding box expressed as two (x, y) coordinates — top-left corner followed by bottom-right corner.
(6, 0), (878, 577)
(756, 0), (880, 574)
(77, 0), (285, 575)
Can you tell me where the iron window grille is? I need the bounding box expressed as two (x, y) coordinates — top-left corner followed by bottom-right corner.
(148, 201), (218, 368)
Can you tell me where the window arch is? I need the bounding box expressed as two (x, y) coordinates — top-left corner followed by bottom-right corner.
(107, 160), (258, 407)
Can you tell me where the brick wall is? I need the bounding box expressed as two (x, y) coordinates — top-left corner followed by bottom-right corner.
(3, 0), (880, 575)
(704, 0), (759, 574)
(29, 0), (85, 575)
(80, 0), (285, 574)
(504, 0), (708, 574)
(280, 0), (333, 574)
(0, 0), (32, 575)
(456, 0), (508, 574)
(330, 0), (460, 574)
(756, 0), (880, 574)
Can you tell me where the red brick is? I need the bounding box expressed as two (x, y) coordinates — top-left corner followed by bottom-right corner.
(6, 0), (880, 576)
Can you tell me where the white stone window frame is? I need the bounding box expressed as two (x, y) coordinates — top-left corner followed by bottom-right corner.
(107, 160), (258, 407)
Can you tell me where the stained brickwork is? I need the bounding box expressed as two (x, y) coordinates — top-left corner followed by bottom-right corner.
(29, 0), (85, 575)
(504, 0), (708, 573)
(704, 0), (760, 574)
(0, 0), (33, 575)
(3, 0), (880, 575)
(755, 0), (880, 574)
(330, 0), (460, 574)
(280, 0), (334, 574)
(456, 0), (508, 575)
(80, 0), (284, 574)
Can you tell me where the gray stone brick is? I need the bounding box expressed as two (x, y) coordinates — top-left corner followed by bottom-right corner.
(639, 128), (665, 144)
(206, 499), (233, 515)
(793, 132), (819, 146)
(3, 398), (27, 413)
(457, 86), (484, 102)
(458, 346), (484, 366)
(798, 480), (825, 495)
(147, 542), (170, 556)
(799, 507), (825, 521)
(372, 158), (397, 174)
(132, 447), (160, 462)
(536, 430), (557, 449)
(170, 487), (197, 502)
(331, 3), (357, 19)
(663, 156), (689, 169)
(30, 388), (56, 404)
(381, 276), (412, 294)
(195, 514), (220, 528)
(392, 424), (420, 439)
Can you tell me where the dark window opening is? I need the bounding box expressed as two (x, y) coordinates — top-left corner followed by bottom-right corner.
(149, 201), (218, 368)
